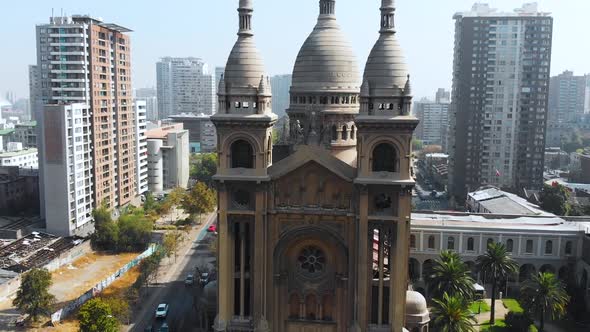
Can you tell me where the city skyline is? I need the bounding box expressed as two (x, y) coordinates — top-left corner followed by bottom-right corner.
(1, 0), (589, 100)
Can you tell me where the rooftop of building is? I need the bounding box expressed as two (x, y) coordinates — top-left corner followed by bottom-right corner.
(468, 187), (552, 216)
(0, 232), (84, 273)
(412, 212), (587, 233)
(546, 178), (590, 195)
(146, 123), (185, 139)
(44, 15), (132, 32)
(15, 121), (36, 127)
(0, 148), (37, 158)
(425, 153), (449, 159)
(169, 113), (212, 119)
(0, 129), (14, 136)
(454, 3), (551, 19)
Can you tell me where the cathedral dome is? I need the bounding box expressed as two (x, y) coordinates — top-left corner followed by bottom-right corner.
(291, 0), (360, 93)
(363, 34), (408, 91)
(224, 37), (266, 89)
(362, 0), (409, 96)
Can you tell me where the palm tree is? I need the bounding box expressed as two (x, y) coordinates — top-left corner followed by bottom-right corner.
(431, 292), (476, 332)
(476, 242), (518, 325)
(427, 250), (475, 301)
(520, 272), (570, 332)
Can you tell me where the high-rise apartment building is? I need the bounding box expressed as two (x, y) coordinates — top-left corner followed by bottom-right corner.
(546, 71), (590, 147)
(36, 15), (137, 235)
(28, 65), (40, 121)
(435, 88), (451, 103)
(156, 57), (216, 118)
(414, 93), (450, 148)
(448, 4), (553, 204)
(270, 74), (292, 117)
(135, 87), (158, 121)
(135, 101), (148, 196)
(41, 104), (94, 236)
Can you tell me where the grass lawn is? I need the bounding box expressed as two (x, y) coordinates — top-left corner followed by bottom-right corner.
(480, 319), (507, 332)
(502, 298), (524, 313)
(469, 300), (491, 313)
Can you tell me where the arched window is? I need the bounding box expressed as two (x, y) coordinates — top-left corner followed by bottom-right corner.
(467, 237), (474, 251)
(331, 125), (337, 141)
(305, 294), (317, 320)
(350, 126), (356, 140)
(410, 234), (416, 249)
(545, 240), (553, 254)
(342, 126), (348, 140)
(447, 237), (455, 250)
(231, 140), (254, 168)
(525, 239), (533, 253)
(506, 239), (514, 252)
(565, 241), (573, 255)
(428, 235), (435, 249)
(372, 143), (397, 172)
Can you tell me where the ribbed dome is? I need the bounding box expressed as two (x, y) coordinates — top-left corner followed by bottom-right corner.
(224, 36), (265, 88)
(291, 15), (360, 93)
(363, 33), (408, 91)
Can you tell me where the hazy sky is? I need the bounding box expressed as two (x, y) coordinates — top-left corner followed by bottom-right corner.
(1, 0), (589, 100)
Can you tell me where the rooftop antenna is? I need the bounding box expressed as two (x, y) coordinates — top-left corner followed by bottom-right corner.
(51, 8), (54, 23)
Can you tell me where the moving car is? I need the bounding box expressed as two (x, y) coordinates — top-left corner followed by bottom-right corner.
(159, 322), (169, 332)
(185, 273), (194, 286)
(200, 272), (210, 286)
(155, 303), (169, 319)
(207, 224), (217, 233)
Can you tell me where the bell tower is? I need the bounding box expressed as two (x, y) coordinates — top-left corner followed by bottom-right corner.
(212, 0), (277, 331)
(353, 1), (418, 331)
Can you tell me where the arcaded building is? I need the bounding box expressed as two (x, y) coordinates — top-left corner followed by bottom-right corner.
(212, 1), (426, 331)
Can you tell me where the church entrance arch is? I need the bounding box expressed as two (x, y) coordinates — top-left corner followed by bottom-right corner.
(273, 226), (348, 332)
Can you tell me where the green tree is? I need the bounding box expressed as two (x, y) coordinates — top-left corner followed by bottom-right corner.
(182, 182), (216, 224)
(431, 293), (476, 332)
(505, 312), (534, 332)
(476, 242), (518, 325)
(143, 192), (159, 213)
(12, 268), (56, 321)
(91, 206), (119, 250)
(427, 250), (475, 301)
(412, 138), (424, 151)
(117, 211), (153, 252)
(520, 272), (569, 332)
(190, 153), (218, 187)
(162, 231), (185, 262)
(539, 183), (571, 216)
(78, 298), (119, 332)
(101, 296), (130, 325)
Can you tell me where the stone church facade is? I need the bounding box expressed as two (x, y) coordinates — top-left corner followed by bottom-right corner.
(211, 1), (428, 331)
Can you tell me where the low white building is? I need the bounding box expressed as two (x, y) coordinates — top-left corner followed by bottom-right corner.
(0, 143), (38, 169)
(408, 212), (590, 302)
(467, 186), (551, 216)
(146, 123), (189, 192)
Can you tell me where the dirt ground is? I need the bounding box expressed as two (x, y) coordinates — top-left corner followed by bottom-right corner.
(49, 252), (139, 303)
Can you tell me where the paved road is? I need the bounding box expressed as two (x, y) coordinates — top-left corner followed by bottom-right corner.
(128, 214), (216, 332)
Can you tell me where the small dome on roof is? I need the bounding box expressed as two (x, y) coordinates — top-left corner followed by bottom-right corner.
(406, 290), (428, 316)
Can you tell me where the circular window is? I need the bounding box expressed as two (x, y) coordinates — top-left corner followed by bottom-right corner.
(233, 190), (250, 208)
(297, 246), (326, 277)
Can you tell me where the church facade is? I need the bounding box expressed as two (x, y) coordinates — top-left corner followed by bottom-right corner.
(211, 1), (427, 331)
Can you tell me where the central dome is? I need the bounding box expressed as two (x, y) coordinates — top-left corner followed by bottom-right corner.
(291, 2), (360, 93)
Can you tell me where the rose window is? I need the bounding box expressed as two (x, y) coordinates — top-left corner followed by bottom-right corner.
(297, 246), (326, 276)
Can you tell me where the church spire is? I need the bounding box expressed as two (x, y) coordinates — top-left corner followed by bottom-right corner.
(319, 0), (336, 16)
(380, 0), (396, 33)
(238, 0), (254, 36)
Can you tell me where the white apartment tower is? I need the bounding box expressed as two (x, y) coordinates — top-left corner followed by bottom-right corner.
(156, 57), (216, 118)
(135, 101), (148, 196)
(40, 104), (94, 236)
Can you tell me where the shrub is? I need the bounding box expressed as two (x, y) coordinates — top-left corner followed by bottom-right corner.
(505, 312), (533, 332)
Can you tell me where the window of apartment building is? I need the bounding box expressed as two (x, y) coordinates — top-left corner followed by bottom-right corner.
(525, 239), (534, 254)
(466, 238), (475, 251)
(447, 237), (455, 250)
(428, 236), (435, 250)
(506, 239), (514, 252)
(545, 240), (553, 255)
(565, 241), (573, 255)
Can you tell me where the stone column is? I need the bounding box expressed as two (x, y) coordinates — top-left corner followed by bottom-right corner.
(215, 186), (232, 331)
(390, 189), (411, 332)
(254, 186), (269, 331)
(353, 185), (369, 330)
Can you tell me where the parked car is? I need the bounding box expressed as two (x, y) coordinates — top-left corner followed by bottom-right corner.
(159, 322), (169, 332)
(185, 273), (194, 286)
(207, 224), (217, 233)
(155, 303), (169, 318)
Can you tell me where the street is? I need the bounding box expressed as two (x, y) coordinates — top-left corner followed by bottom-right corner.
(128, 213), (217, 332)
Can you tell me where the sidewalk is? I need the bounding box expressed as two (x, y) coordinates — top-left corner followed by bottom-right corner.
(474, 299), (509, 331)
(124, 212), (216, 332)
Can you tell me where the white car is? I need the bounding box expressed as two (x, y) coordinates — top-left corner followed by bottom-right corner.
(155, 303), (169, 318)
